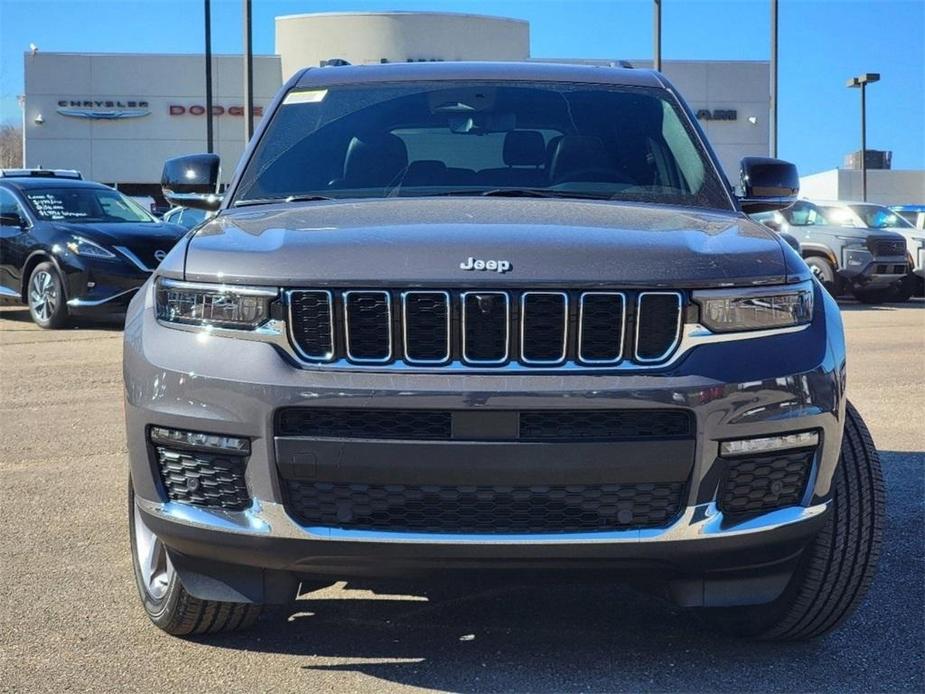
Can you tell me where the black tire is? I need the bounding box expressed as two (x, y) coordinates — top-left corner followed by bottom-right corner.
(27, 261), (69, 329)
(805, 256), (840, 296)
(128, 480), (263, 636)
(890, 274), (916, 303)
(852, 286), (896, 304)
(705, 401), (885, 640)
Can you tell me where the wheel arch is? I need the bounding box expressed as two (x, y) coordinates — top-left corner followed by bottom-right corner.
(801, 245), (839, 269)
(20, 251), (68, 303)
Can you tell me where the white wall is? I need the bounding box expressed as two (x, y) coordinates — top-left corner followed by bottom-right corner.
(24, 52), (282, 184)
(800, 168), (925, 205)
(276, 11), (530, 79)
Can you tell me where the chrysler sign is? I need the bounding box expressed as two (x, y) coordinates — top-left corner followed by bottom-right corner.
(57, 99), (150, 120)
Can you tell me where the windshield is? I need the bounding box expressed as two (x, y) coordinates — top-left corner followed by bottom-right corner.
(23, 187), (155, 223)
(233, 81), (730, 209)
(848, 204), (914, 229)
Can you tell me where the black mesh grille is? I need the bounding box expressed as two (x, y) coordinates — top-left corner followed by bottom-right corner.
(276, 408), (691, 442)
(871, 238), (906, 256)
(345, 292), (391, 361)
(635, 293), (681, 361)
(579, 293), (625, 362)
(519, 410), (694, 441)
(521, 293), (567, 363)
(155, 447), (250, 510)
(403, 292), (449, 362)
(463, 292), (509, 363)
(719, 451), (813, 515)
(284, 480), (685, 533)
(289, 291), (333, 360)
(276, 408), (452, 440)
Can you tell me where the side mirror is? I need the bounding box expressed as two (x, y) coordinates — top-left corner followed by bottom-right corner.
(161, 154), (222, 211)
(738, 156), (799, 213)
(0, 212), (26, 228)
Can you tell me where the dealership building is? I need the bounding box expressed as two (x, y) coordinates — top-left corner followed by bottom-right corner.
(21, 10), (772, 200)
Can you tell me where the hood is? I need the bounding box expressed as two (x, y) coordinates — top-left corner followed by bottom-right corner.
(54, 221), (187, 270)
(53, 220), (186, 245)
(183, 198), (791, 288)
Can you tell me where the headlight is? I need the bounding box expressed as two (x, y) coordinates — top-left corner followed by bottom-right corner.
(155, 278), (276, 329)
(693, 280), (814, 333)
(66, 235), (115, 259)
(842, 246), (872, 269)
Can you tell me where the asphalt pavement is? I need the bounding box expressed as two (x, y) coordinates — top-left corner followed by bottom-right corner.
(1, 299), (922, 693)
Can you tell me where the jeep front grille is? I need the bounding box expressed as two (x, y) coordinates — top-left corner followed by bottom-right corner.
(287, 288), (684, 368)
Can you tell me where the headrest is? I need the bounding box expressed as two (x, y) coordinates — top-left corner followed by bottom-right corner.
(403, 160), (447, 186)
(549, 135), (610, 182)
(343, 134), (408, 187)
(503, 130), (545, 167)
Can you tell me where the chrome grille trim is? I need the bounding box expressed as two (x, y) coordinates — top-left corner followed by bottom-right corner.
(520, 291), (568, 365)
(343, 290), (392, 364)
(401, 290), (451, 365)
(287, 289), (335, 362)
(461, 291), (510, 365)
(578, 291), (626, 365)
(634, 291), (683, 363)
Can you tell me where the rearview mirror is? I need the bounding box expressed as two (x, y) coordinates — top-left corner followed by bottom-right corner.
(161, 154), (221, 211)
(738, 157), (799, 213)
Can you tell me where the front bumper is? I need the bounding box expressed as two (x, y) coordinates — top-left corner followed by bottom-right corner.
(59, 253), (150, 315)
(124, 281), (847, 606)
(838, 251), (908, 288)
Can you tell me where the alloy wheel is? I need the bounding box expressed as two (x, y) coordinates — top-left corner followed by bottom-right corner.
(132, 503), (172, 600)
(29, 270), (58, 322)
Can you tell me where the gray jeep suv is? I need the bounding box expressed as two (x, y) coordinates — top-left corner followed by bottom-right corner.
(124, 62), (883, 640)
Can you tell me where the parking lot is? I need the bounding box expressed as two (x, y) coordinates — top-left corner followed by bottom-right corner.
(1, 299), (922, 693)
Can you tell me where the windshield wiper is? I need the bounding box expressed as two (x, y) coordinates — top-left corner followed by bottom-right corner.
(423, 188), (610, 200)
(233, 194), (334, 208)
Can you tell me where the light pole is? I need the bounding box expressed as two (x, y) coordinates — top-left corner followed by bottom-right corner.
(653, 0), (662, 72)
(205, 0), (214, 153)
(846, 72), (880, 202)
(769, 0), (778, 158)
(243, 0), (254, 141)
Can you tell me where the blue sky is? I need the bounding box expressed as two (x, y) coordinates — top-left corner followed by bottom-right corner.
(1, 0), (922, 174)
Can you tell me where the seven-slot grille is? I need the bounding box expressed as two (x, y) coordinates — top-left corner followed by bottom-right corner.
(287, 289), (684, 368)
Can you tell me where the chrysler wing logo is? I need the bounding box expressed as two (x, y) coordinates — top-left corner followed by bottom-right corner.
(154, 250), (167, 263)
(57, 107), (150, 120)
(460, 257), (512, 273)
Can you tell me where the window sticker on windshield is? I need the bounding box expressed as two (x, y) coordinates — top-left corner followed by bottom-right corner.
(283, 89), (328, 105)
(25, 192), (87, 220)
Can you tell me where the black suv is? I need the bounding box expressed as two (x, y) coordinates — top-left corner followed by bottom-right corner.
(124, 62), (883, 641)
(0, 169), (186, 328)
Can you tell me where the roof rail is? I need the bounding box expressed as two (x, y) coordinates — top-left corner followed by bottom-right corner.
(611, 60), (634, 69)
(0, 168), (83, 180)
(319, 58), (351, 67)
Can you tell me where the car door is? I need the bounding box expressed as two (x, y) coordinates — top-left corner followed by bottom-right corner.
(0, 187), (33, 294)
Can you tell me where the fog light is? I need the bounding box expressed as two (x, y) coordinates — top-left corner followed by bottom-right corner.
(149, 426), (250, 454)
(720, 431), (818, 457)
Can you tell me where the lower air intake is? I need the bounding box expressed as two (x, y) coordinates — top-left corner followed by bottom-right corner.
(283, 480), (685, 533)
(155, 447), (250, 510)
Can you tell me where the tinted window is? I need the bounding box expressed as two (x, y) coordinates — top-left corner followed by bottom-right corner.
(849, 204), (914, 229)
(0, 188), (27, 223)
(23, 187), (154, 223)
(234, 81), (729, 209)
(785, 202), (828, 226)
